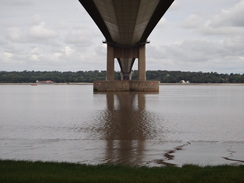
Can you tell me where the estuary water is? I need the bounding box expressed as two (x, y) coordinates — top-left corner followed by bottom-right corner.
(0, 84), (244, 166)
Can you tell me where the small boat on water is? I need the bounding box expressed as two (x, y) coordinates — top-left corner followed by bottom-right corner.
(31, 84), (37, 86)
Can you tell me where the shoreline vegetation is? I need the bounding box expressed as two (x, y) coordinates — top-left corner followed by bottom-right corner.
(1, 83), (244, 85)
(1, 70), (244, 84)
(0, 160), (244, 183)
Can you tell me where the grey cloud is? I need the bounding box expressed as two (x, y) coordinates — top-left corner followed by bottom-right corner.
(209, 1), (244, 27)
(149, 40), (218, 63)
(65, 28), (91, 45)
(29, 22), (58, 39)
(147, 37), (244, 73)
(0, 0), (32, 6)
(7, 27), (27, 42)
(7, 27), (22, 41)
(181, 14), (203, 29)
(201, 1), (244, 37)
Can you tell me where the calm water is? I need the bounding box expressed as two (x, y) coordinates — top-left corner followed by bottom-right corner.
(0, 84), (244, 166)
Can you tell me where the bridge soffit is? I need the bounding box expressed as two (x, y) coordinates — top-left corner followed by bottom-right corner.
(93, 0), (160, 46)
(79, 0), (174, 47)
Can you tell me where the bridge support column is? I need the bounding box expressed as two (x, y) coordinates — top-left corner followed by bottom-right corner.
(107, 45), (114, 81)
(94, 44), (159, 92)
(138, 45), (146, 81)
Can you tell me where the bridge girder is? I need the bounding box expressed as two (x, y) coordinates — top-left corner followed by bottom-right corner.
(79, 0), (174, 47)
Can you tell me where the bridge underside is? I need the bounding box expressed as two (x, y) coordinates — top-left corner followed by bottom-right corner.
(79, 0), (174, 92)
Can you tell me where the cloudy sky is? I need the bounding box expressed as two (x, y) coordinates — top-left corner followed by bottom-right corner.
(0, 0), (244, 73)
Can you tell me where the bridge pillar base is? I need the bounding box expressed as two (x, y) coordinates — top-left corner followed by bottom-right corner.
(93, 81), (159, 92)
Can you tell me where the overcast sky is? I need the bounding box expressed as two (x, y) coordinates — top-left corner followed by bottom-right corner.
(0, 0), (244, 73)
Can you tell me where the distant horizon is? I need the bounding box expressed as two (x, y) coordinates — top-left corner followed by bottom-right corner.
(1, 69), (243, 75)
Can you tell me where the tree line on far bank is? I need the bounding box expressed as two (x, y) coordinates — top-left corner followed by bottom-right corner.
(0, 70), (243, 83)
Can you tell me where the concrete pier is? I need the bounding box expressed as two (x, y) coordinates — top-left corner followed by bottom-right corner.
(106, 45), (115, 81)
(94, 44), (159, 92)
(138, 45), (146, 81)
(94, 80), (159, 92)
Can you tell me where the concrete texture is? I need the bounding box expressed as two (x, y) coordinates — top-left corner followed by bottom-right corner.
(93, 80), (159, 92)
(79, 0), (174, 46)
(79, 0), (174, 92)
(138, 45), (146, 81)
(107, 45), (115, 81)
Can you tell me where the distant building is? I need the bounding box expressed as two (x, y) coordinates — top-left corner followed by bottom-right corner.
(36, 80), (54, 84)
(180, 80), (190, 84)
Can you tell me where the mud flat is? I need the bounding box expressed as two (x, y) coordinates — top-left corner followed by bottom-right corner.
(156, 141), (244, 167)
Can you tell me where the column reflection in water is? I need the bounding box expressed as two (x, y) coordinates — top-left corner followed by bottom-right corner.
(95, 92), (159, 165)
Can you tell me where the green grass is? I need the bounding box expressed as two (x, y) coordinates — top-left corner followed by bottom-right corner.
(0, 160), (243, 183)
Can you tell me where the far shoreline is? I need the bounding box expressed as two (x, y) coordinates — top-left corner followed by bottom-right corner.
(0, 82), (244, 86)
(0, 82), (93, 85)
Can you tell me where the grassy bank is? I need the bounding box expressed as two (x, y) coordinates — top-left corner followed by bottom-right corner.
(0, 160), (243, 183)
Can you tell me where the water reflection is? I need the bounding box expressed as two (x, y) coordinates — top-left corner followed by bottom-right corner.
(94, 92), (160, 165)
(1, 85), (243, 166)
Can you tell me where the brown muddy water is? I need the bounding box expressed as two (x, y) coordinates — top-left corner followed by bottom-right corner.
(0, 84), (244, 166)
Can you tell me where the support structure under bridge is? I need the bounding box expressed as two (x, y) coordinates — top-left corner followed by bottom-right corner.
(78, 0), (174, 92)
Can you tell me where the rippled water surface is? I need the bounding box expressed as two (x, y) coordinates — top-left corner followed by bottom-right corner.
(0, 84), (244, 166)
